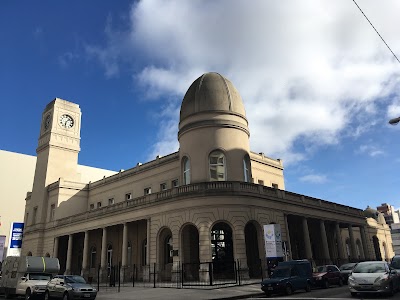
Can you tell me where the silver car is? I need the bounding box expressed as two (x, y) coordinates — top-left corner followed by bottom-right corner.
(348, 261), (399, 297)
(44, 275), (97, 300)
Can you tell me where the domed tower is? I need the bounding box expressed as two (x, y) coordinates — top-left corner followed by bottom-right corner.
(178, 72), (251, 184)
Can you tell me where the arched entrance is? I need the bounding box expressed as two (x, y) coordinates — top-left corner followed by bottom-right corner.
(181, 224), (200, 280)
(158, 227), (173, 281)
(211, 222), (234, 279)
(245, 222), (261, 278)
(372, 236), (382, 261)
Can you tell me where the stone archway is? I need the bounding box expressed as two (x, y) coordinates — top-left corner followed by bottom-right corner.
(245, 222), (261, 278)
(158, 227), (173, 281)
(181, 224), (200, 280)
(211, 222), (234, 279)
(372, 236), (382, 261)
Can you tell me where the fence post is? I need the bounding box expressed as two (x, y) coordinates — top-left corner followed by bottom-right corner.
(153, 263), (156, 288)
(97, 264), (100, 292)
(118, 262), (121, 292)
(260, 259), (264, 281)
(209, 262), (213, 286)
(132, 264), (135, 287)
(237, 260), (241, 286)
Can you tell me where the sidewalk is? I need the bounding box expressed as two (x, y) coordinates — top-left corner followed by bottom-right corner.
(96, 283), (264, 300)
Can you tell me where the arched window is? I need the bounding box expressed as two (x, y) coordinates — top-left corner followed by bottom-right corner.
(209, 151), (226, 181)
(90, 246), (97, 268)
(107, 244), (113, 275)
(183, 157), (191, 185)
(165, 236), (173, 264)
(243, 155), (251, 182)
(142, 239), (147, 266)
(127, 242), (132, 267)
(345, 239), (351, 258)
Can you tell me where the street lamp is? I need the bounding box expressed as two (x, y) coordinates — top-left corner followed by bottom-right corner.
(389, 117), (400, 125)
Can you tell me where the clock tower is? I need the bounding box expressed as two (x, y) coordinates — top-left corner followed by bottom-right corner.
(28, 98), (81, 229)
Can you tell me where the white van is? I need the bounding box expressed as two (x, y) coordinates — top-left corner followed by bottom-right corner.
(0, 256), (60, 299)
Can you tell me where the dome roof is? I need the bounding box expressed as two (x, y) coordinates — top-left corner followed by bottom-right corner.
(363, 206), (379, 219)
(180, 72), (246, 121)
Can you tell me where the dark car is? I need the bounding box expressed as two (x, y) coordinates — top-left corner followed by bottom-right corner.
(44, 275), (97, 300)
(313, 265), (342, 288)
(339, 263), (357, 284)
(261, 260), (313, 296)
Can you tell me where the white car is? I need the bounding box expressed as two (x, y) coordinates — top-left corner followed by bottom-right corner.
(348, 261), (399, 297)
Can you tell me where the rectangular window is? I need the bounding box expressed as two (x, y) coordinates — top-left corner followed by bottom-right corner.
(50, 204), (55, 221)
(108, 198), (114, 205)
(144, 187), (152, 195)
(97, 202), (102, 209)
(90, 204), (94, 210)
(125, 193), (132, 200)
(32, 206), (38, 224)
(272, 183), (278, 189)
(160, 183), (167, 191)
(172, 179), (178, 188)
(258, 180), (264, 185)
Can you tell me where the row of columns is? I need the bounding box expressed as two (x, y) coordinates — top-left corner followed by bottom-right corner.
(293, 214), (369, 262)
(56, 219), (150, 279)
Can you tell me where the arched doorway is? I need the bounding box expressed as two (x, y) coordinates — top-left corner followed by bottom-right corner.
(372, 236), (382, 261)
(107, 244), (113, 276)
(245, 222), (260, 278)
(181, 224), (200, 280)
(158, 227), (173, 281)
(211, 222), (234, 279)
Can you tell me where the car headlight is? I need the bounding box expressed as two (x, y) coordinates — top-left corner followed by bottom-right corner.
(348, 276), (355, 286)
(315, 276), (322, 281)
(34, 286), (39, 290)
(92, 288), (97, 292)
(374, 274), (389, 284)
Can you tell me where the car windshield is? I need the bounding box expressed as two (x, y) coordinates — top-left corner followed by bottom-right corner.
(29, 273), (52, 281)
(65, 276), (86, 284)
(391, 259), (400, 269)
(353, 263), (386, 273)
(272, 268), (291, 278)
(315, 266), (327, 272)
(340, 264), (356, 271)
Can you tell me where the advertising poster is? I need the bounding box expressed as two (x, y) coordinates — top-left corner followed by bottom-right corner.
(0, 235), (6, 262)
(263, 224), (283, 258)
(6, 222), (24, 257)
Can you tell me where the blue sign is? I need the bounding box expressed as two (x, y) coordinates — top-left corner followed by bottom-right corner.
(9, 222), (24, 249)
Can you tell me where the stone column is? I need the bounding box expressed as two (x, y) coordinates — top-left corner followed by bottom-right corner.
(146, 219), (150, 265)
(360, 226), (369, 260)
(319, 220), (330, 263)
(100, 227), (108, 281)
(65, 234), (73, 275)
(302, 217), (313, 260)
(81, 231), (89, 277)
(348, 225), (356, 261)
(53, 236), (59, 258)
(284, 214), (292, 261)
(121, 223), (128, 282)
(335, 222), (346, 263)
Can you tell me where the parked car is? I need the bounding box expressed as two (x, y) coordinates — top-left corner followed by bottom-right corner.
(313, 265), (342, 288)
(339, 263), (357, 284)
(348, 261), (399, 297)
(261, 260), (313, 296)
(44, 275), (97, 300)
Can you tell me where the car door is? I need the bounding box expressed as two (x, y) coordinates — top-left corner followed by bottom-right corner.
(55, 276), (66, 298)
(47, 277), (58, 298)
(326, 266), (335, 284)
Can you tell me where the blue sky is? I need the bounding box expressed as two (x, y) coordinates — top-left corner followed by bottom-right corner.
(1, 0), (400, 211)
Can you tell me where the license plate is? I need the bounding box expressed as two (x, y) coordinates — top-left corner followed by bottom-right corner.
(84, 294), (91, 298)
(267, 287), (273, 290)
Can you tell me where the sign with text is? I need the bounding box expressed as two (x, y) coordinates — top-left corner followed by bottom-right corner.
(263, 224), (283, 258)
(0, 235), (6, 262)
(7, 222), (24, 257)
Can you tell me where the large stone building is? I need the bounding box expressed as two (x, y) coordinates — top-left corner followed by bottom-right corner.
(21, 73), (393, 282)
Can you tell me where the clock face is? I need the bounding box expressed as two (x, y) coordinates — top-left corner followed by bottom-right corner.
(59, 114), (74, 129)
(44, 114), (51, 130)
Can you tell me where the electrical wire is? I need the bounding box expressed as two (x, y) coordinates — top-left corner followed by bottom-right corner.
(352, 0), (400, 64)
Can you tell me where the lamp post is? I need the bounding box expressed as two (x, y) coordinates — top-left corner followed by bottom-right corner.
(389, 117), (400, 125)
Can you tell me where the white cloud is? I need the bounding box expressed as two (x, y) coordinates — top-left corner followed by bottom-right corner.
(86, 0), (400, 162)
(299, 174), (328, 184)
(356, 144), (385, 157)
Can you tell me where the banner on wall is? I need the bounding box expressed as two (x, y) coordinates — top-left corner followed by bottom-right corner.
(0, 235), (6, 262)
(263, 224), (283, 258)
(6, 222), (24, 257)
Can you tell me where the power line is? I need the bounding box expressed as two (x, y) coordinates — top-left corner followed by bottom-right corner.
(352, 0), (400, 64)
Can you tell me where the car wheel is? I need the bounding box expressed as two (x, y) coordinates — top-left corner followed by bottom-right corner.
(323, 279), (329, 289)
(44, 290), (51, 300)
(25, 288), (32, 300)
(350, 292), (357, 297)
(63, 292), (69, 300)
(305, 282), (312, 292)
(285, 284), (293, 295)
